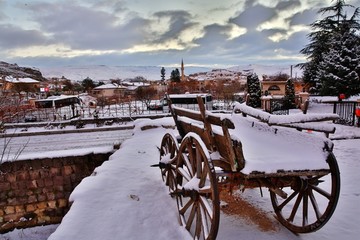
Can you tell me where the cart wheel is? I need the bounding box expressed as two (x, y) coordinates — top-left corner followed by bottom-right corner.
(270, 152), (340, 233)
(175, 133), (220, 240)
(159, 133), (179, 193)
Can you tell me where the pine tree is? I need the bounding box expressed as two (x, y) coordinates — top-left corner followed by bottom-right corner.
(170, 68), (181, 82)
(284, 79), (296, 109)
(299, 0), (360, 96)
(317, 28), (360, 96)
(246, 73), (261, 108)
(160, 67), (166, 81)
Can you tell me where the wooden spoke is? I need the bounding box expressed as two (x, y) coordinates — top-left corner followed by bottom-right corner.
(309, 189), (321, 220)
(288, 191), (303, 222)
(270, 153), (340, 233)
(195, 206), (202, 238)
(199, 196), (213, 220)
(177, 166), (192, 182)
(159, 133), (179, 193)
(179, 198), (194, 215)
(186, 203), (197, 230)
(311, 185), (331, 199)
(175, 134), (220, 240)
(302, 191), (309, 226)
(277, 190), (299, 211)
(200, 204), (210, 239)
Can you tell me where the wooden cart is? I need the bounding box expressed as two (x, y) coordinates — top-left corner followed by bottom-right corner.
(157, 96), (340, 240)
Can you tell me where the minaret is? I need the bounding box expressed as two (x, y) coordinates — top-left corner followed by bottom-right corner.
(181, 59), (185, 82)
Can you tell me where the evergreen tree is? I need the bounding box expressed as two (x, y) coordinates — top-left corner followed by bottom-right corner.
(170, 68), (181, 82)
(81, 77), (95, 92)
(246, 73), (261, 108)
(299, 0), (360, 96)
(317, 29), (360, 96)
(160, 67), (166, 81)
(284, 79), (296, 109)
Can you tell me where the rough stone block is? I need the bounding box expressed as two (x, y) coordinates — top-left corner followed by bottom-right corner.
(14, 189), (26, 197)
(17, 197), (28, 205)
(50, 167), (61, 176)
(55, 191), (64, 199)
(40, 170), (50, 178)
(5, 173), (16, 183)
(46, 192), (56, 201)
(36, 202), (47, 210)
(53, 176), (64, 186)
(17, 172), (29, 181)
(0, 182), (10, 192)
(28, 195), (37, 204)
(4, 206), (15, 214)
(44, 178), (53, 187)
(58, 199), (68, 208)
(62, 166), (73, 176)
(29, 170), (40, 180)
(7, 198), (17, 205)
(15, 205), (25, 213)
(26, 204), (36, 212)
(47, 201), (56, 208)
(16, 181), (27, 190)
(36, 179), (44, 188)
(27, 180), (38, 189)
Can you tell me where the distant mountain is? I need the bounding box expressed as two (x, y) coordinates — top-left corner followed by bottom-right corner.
(39, 64), (302, 82)
(1, 62), (302, 82)
(0, 61), (46, 81)
(40, 65), (212, 81)
(228, 64), (302, 79)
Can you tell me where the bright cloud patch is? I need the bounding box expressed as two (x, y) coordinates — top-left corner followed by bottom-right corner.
(8, 44), (116, 58)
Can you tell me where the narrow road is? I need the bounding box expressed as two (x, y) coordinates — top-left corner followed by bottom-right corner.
(1, 129), (133, 161)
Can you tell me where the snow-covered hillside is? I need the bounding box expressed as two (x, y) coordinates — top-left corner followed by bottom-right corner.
(229, 64), (303, 79)
(39, 64), (302, 81)
(40, 65), (211, 81)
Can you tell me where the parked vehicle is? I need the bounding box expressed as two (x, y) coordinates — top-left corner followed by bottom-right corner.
(162, 93), (213, 112)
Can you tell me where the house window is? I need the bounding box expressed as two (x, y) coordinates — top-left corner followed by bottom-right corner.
(268, 85), (280, 91)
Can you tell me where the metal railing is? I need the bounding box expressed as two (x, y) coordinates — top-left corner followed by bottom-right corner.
(332, 101), (359, 126)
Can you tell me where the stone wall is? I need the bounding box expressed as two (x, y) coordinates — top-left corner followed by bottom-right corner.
(0, 152), (112, 233)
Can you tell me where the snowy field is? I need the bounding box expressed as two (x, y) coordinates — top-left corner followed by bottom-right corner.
(1, 100), (360, 240)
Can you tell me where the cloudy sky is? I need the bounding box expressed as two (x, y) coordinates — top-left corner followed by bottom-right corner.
(0, 0), (358, 68)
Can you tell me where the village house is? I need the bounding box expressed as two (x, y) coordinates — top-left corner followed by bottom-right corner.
(92, 83), (127, 103)
(1, 76), (40, 104)
(2, 76), (40, 92)
(260, 77), (309, 112)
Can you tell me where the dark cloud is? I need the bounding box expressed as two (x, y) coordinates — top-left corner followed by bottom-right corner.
(278, 30), (308, 52)
(25, 2), (152, 50)
(152, 11), (198, 45)
(230, 4), (276, 29)
(0, 24), (51, 48)
(276, 0), (301, 11)
(91, 0), (129, 14)
(288, 8), (319, 26)
(189, 21), (271, 65)
(194, 24), (231, 47)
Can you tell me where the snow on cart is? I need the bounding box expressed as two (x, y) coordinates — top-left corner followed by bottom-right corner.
(154, 95), (341, 240)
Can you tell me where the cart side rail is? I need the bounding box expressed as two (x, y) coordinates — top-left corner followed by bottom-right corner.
(167, 95), (244, 171)
(233, 102), (339, 137)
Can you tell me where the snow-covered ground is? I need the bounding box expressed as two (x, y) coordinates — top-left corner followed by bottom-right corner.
(1, 100), (360, 240)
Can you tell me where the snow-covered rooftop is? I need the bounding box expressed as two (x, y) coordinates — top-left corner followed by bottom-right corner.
(5, 76), (39, 83)
(93, 83), (127, 90)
